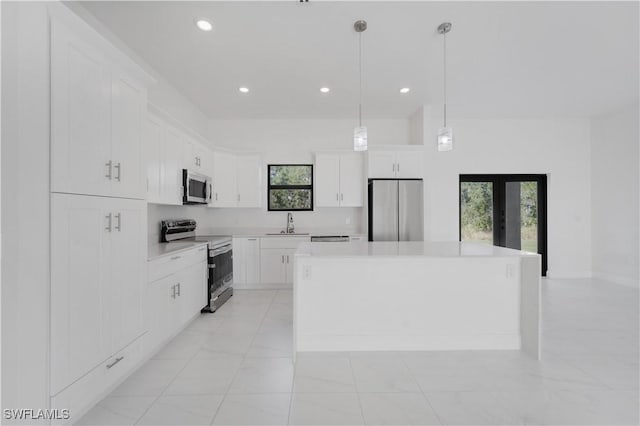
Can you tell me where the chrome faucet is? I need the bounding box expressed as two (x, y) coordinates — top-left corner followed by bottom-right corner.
(286, 212), (295, 234)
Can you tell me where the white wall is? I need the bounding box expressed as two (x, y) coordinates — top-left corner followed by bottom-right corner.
(590, 104), (640, 287)
(421, 115), (592, 278)
(1, 1), (51, 419)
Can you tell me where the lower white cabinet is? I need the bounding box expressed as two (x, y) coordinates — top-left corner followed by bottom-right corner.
(145, 246), (208, 354)
(259, 236), (309, 286)
(233, 237), (261, 286)
(50, 193), (146, 424)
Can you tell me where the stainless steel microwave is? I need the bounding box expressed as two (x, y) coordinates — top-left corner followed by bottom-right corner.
(182, 169), (212, 205)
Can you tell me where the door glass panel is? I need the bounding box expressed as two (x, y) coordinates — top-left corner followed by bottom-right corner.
(460, 182), (493, 244)
(520, 181), (538, 253)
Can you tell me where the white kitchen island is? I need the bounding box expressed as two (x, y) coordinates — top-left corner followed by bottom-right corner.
(293, 241), (541, 359)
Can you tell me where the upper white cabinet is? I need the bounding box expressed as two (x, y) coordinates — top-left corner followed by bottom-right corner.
(210, 152), (262, 208)
(50, 193), (145, 396)
(235, 155), (262, 208)
(184, 138), (214, 178)
(51, 19), (150, 199)
(315, 153), (364, 207)
(211, 151), (237, 207)
(367, 148), (424, 179)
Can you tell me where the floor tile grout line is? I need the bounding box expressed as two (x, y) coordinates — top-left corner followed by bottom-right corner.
(398, 355), (445, 426)
(346, 356), (367, 425)
(210, 289), (280, 425)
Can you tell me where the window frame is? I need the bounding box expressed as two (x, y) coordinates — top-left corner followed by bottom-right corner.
(267, 164), (314, 212)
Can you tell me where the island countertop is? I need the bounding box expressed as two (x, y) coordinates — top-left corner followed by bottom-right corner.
(295, 241), (539, 258)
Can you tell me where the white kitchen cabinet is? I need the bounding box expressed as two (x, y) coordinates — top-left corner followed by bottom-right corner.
(233, 237), (261, 285)
(145, 115), (164, 203)
(315, 154), (341, 207)
(146, 246), (208, 354)
(184, 138), (213, 177)
(50, 193), (146, 396)
(236, 155), (262, 208)
(260, 236), (309, 286)
(367, 148), (424, 179)
(315, 153), (364, 207)
(164, 126), (187, 204)
(211, 151), (237, 207)
(394, 150), (423, 179)
(51, 19), (149, 199)
(260, 249), (288, 284)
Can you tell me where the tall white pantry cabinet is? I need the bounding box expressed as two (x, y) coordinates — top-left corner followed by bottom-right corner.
(49, 10), (153, 423)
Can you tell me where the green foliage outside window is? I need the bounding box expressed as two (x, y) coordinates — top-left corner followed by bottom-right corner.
(268, 165), (313, 211)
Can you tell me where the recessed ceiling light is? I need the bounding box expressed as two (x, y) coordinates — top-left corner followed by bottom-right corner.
(195, 19), (213, 32)
(238, 87), (250, 94)
(400, 87), (411, 94)
(320, 87), (331, 93)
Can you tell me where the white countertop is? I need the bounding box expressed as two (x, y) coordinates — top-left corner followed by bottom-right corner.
(147, 241), (208, 261)
(295, 241), (539, 258)
(198, 227), (364, 239)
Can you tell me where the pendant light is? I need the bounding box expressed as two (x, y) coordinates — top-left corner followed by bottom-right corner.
(353, 20), (368, 151)
(437, 22), (453, 151)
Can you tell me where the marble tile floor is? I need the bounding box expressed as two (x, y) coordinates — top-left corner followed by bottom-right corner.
(78, 278), (639, 425)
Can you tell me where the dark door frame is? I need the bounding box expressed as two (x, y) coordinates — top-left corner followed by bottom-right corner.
(459, 174), (548, 276)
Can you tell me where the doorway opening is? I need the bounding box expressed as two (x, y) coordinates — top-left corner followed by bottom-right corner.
(459, 174), (548, 275)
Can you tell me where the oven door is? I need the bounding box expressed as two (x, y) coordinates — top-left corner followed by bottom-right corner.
(209, 244), (233, 298)
(183, 170), (212, 204)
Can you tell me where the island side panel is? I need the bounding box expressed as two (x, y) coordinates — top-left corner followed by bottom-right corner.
(520, 255), (542, 359)
(294, 256), (522, 353)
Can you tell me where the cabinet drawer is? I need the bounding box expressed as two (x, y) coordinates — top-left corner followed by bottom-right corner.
(148, 245), (207, 282)
(260, 236), (309, 249)
(50, 335), (145, 425)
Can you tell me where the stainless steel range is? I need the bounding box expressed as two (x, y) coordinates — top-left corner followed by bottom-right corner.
(161, 220), (233, 312)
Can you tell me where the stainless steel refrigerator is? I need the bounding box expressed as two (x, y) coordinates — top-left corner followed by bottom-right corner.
(368, 179), (424, 241)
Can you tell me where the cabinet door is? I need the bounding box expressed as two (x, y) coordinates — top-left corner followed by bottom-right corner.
(51, 194), (111, 395)
(183, 140), (199, 171)
(212, 151), (237, 207)
(110, 199), (146, 353)
(245, 238), (261, 283)
(236, 155), (262, 208)
(111, 72), (146, 199)
(144, 115), (164, 203)
(315, 154), (341, 207)
(177, 262), (206, 325)
(367, 151), (397, 178)
(260, 249), (286, 284)
(163, 126), (186, 205)
(395, 150), (424, 179)
(145, 276), (171, 353)
(51, 21), (112, 197)
(284, 249), (297, 284)
(232, 238), (246, 285)
(339, 154), (364, 207)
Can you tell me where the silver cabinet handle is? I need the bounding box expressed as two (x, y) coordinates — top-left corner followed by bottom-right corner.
(215, 193), (218, 201)
(248, 238), (257, 241)
(281, 255), (284, 263)
(106, 356), (124, 369)
(105, 213), (112, 232)
(336, 193), (339, 201)
(392, 163), (395, 173)
(114, 213), (121, 232)
(170, 255), (181, 260)
(105, 160), (113, 180)
(286, 255), (289, 264)
(237, 194), (240, 202)
(114, 162), (121, 182)
(340, 193), (344, 201)
(171, 284), (177, 299)
(176, 282), (181, 297)
(397, 163), (400, 173)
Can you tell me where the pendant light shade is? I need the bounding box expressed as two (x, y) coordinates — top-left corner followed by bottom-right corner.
(353, 126), (368, 151)
(437, 22), (453, 152)
(354, 20), (367, 151)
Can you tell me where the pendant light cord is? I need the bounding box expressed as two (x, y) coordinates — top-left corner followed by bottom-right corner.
(443, 28), (447, 128)
(359, 31), (363, 128)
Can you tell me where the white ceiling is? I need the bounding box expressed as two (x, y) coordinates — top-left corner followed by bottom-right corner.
(80, 1), (639, 119)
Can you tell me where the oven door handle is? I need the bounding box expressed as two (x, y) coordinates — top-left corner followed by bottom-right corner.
(210, 246), (232, 256)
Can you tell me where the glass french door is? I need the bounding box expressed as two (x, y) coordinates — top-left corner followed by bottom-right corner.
(459, 175), (547, 275)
